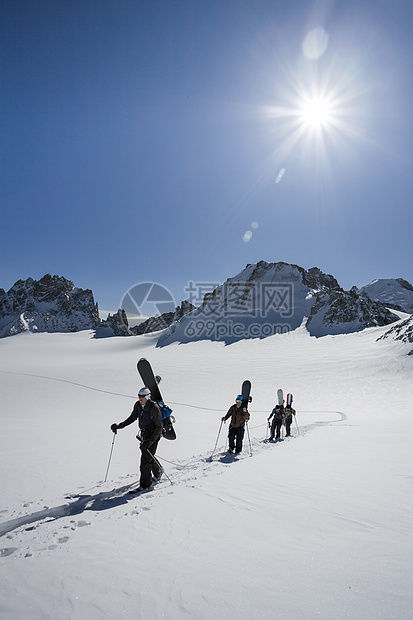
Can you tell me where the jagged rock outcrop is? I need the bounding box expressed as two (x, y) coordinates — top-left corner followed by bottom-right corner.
(306, 288), (398, 336)
(157, 261), (399, 345)
(0, 275), (99, 337)
(131, 300), (196, 335)
(96, 309), (132, 337)
(378, 315), (413, 355)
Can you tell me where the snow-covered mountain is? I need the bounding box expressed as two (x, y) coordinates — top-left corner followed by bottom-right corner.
(159, 261), (399, 345)
(1, 266), (406, 342)
(0, 274), (99, 337)
(354, 278), (413, 313)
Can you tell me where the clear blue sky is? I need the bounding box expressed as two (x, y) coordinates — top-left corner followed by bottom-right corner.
(2, 0), (412, 310)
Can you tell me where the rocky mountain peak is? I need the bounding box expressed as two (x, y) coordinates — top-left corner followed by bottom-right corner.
(157, 260), (400, 345)
(0, 275), (99, 337)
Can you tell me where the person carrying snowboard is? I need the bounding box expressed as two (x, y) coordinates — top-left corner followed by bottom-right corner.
(284, 403), (296, 437)
(221, 395), (250, 454)
(111, 387), (163, 490)
(268, 404), (285, 440)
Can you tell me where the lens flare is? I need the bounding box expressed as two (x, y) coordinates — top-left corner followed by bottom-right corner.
(302, 27), (329, 60)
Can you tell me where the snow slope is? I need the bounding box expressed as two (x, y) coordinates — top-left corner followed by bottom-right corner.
(1, 325), (412, 620)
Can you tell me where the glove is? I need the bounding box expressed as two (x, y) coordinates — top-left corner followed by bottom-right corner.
(111, 423), (118, 434)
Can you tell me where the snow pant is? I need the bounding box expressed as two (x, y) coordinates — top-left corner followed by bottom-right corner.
(139, 438), (162, 489)
(285, 416), (293, 436)
(270, 418), (283, 439)
(228, 425), (245, 453)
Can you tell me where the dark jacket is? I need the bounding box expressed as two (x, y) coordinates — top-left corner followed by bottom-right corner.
(223, 403), (250, 428)
(118, 399), (163, 442)
(269, 406), (285, 422)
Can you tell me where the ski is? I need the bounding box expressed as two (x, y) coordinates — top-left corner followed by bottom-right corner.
(137, 358), (176, 440)
(286, 393), (293, 407)
(128, 485), (153, 495)
(219, 450), (247, 460)
(128, 476), (166, 495)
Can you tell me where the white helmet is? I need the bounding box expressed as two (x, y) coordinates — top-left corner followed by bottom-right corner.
(138, 387), (151, 398)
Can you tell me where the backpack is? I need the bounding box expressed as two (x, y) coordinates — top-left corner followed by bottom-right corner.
(157, 401), (176, 440)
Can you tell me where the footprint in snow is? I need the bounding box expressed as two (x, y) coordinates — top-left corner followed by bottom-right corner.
(0, 547), (18, 557)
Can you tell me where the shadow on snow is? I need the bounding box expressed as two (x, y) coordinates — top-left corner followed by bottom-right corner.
(0, 482), (144, 538)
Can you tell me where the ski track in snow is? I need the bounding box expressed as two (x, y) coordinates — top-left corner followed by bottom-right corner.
(0, 364), (346, 560)
(0, 440), (346, 558)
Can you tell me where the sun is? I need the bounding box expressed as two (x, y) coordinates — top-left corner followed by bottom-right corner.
(299, 97), (333, 127)
(259, 46), (369, 173)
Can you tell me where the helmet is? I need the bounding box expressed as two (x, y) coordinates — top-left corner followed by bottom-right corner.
(138, 387), (151, 398)
(236, 395), (243, 402)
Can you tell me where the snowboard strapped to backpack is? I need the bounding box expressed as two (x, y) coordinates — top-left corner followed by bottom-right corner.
(138, 358), (176, 440)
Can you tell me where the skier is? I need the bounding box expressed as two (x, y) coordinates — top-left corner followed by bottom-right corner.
(111, 387), (163, 491)
(221, 395), (250, 454)
(268, 404), (285, 440)
(284, 403), (296, 437)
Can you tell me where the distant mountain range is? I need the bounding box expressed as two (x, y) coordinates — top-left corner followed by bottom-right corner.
(157, 262), (407, 345)
(1, 264), (412, 352)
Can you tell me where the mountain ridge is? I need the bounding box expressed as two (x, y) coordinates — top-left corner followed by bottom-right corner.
(158, 260), (400, 345)
(1, 264), (411, 345)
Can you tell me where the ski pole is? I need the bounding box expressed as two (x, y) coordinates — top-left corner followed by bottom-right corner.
(246, 420), (252, 456)
(147, 448), (173, 485)
(294, 414), (300, 435)
(208, 420), (223, 461)
(104, 433), (116, 482)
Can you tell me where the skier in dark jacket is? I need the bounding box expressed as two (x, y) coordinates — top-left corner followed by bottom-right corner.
(222, 395), (250, 454)
(268, 404), (285, 440)
(111, 387), (163, 490)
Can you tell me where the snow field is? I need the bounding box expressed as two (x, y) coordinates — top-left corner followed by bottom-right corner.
(0, 325), (412, 619)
